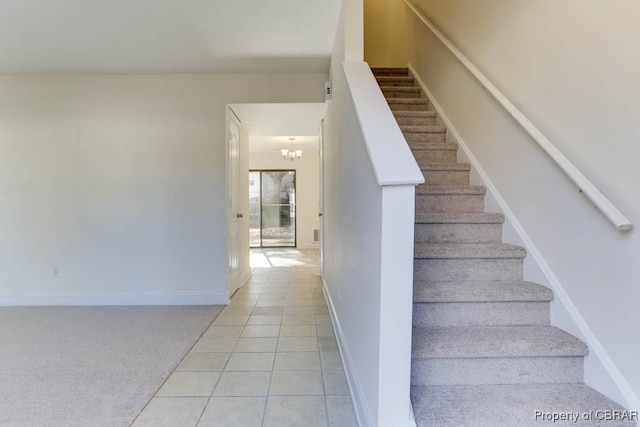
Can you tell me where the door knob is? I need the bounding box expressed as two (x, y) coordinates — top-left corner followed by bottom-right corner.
(236, 213), (244, 219)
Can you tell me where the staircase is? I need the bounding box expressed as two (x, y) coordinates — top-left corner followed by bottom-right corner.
(372, 67), (636, 426)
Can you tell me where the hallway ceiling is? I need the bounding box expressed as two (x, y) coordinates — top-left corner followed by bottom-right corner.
(231, 103), (326, 154)
(0, 0), (341, 74)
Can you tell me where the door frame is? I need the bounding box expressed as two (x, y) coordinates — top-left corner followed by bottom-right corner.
(227, 108), (242, 300)
(318, 119), (325, 278)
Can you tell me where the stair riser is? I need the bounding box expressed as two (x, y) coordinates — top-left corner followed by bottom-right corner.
(405, 132), (446, 144)
(415, 223), (502, 243)
(383, 89), (421, 98)
(411, 386), (635, 427)
(377, 80), (415, 87)
(414, 258), (524, 282)
(372, 70), (409, 76)
(412, 149), (458, 164)
(422, 169), (469, 186)
(411, 357), (584, 386)
(396, 116), (437, 126)
(412, 302), (550, 327)
(415, 194), (484, 213)
(389, 103), (429, 112)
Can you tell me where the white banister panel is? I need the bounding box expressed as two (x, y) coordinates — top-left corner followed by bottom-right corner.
(342, 60), (425, 187)
(404, 0), (632, 231)
(323, 59), (418, 425)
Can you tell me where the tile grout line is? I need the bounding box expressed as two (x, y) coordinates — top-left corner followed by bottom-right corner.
(195, 295), (249, 426)
(317, 301), (331, 427)
(136, 252), (352, 426)
(261, 269), (278, 427)
(130, 304), (226, 426)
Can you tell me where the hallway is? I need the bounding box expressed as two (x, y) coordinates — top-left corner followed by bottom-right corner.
(133, 249), (358, 427)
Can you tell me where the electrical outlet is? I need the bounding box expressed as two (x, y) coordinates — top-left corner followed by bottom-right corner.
(53, 267), (59, 279)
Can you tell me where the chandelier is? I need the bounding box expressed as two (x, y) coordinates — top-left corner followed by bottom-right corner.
(281, 137), (302, 161)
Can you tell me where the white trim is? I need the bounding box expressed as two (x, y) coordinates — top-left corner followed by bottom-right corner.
(296, 243), (321, 250)
(404, 0), (631, 232)
(228, 106), (242, 124)
(226, 107), (242, 299)
(0, 292), (228, 306)
(379, 185), (417, 427)
(408, 64), (640, 411)
(323, 278), (375, 427)
(239, 268), (252, 289)
(394, 415), (417, 427)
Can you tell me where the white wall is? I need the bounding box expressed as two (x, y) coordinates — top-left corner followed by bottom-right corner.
(363, 0), (414, 67)
(325, 56), (384, 427)
(322, 1), (422, 425)
(248, 145), (320, 249)
(324, 64), (418, 426)
(408, 0), (640, 409)
(0, 73), (326, 305)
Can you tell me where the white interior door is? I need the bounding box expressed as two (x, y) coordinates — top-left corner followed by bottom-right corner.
(228, 111), (241, 298)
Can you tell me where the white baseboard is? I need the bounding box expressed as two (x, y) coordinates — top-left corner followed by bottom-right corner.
(296, 243), (320, 250)
(240, 268), (252, 287)
(0, 292), (228, 306)
(407, 63), (639, 412)
(323, 278), (375, 427)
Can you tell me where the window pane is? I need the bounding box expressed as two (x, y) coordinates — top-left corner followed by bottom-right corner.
(249, 171), (261, 248)
(260, 171), (295, 247)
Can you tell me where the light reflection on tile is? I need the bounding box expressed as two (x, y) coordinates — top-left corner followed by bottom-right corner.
(137, 248), (357, 427)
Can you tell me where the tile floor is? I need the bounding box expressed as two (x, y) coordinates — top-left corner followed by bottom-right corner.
(132, 249), (358, 427)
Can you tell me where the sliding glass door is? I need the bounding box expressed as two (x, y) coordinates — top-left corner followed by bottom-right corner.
(249, 170), (296, 248)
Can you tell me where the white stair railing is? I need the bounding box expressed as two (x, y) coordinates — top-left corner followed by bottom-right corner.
(404, 0), (632, 231)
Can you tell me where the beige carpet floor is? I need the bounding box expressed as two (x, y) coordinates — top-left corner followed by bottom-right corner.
(0, 306), (222, 427)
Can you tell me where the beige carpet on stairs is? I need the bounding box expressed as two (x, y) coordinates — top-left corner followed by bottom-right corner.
(372, 66), (635, 426)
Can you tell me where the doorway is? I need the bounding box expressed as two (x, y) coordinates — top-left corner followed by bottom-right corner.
(249, 170), (297, 248)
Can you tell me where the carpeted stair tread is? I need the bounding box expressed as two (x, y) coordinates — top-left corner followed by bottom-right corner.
(411, 384), (635, 426)
(394, 110), (437, 118)
(395, 110), (438, 126)
(416, 185), (486, 195)
(414, 243), (527, 259)
(410, 141), (458, 150)
(415, 212), (504, 224)
(376, 76), (415, 83)
(371, 67), (409, 75)
(412, 326), (589, 358)
(414, 213), (504, 243)
(413, 280), (554, 303)
(380, 86), (421, 93)
(421, 163), (471, 171)
(402, 125), (447, 133)
(386, 98), (429, 105)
